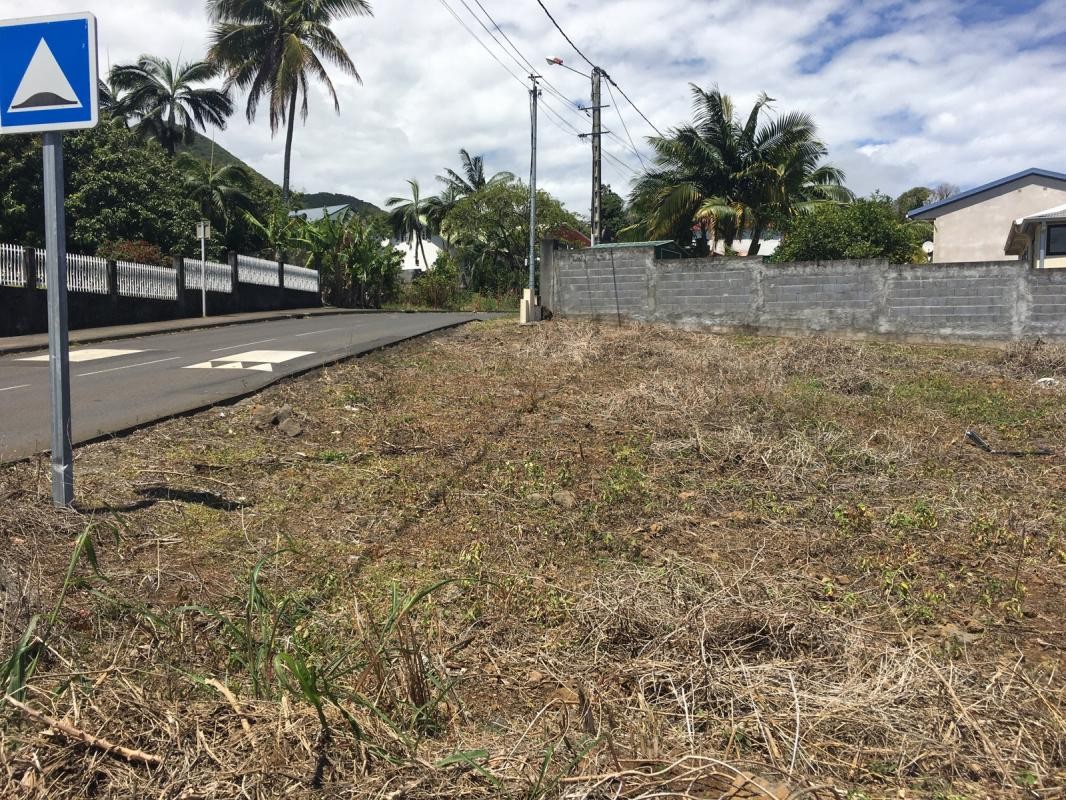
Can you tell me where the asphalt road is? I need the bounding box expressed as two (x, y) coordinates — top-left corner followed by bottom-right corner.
(0, 311), (483, 461)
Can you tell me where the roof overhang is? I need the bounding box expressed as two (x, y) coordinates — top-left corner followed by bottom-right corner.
(907, 167), (1066, 220)
(1003, 204), (1066, 255)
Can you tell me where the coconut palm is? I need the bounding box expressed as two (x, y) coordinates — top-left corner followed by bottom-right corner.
(630, 84), (848, 255)
(177, 153), (253, 236)
(431, 149), (514, 230)
(438, 149), (514, 197)
(207, 0), (372, 201)
(386, 179), (432, 268)
(109, 56), (233, 156)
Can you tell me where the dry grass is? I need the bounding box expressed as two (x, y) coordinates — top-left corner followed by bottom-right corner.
(0, 320), (1063, 799)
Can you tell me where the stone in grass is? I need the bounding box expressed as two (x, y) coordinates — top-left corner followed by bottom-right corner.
(551, 490), (577, 509)
(249, 404), (277, 429)
(278, 417), (303, 437)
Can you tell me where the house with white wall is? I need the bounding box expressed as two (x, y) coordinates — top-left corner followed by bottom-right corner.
(907, 168), (1066, 263)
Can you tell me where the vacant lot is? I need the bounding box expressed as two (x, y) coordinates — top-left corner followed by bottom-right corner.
(1, 320), (1063, 799)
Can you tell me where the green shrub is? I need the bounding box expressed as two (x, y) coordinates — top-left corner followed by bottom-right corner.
(406, 252), (461, 309)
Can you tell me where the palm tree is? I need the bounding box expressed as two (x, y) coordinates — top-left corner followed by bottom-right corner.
(438, 148), (514, 196)
(177, 153), (253, 236)
(386, 179), (432, 268)
(431, 149), (514, 230)
(630, 84), (847, 255)
(109, 56), (233, 156)
(207, 0), (372, 201)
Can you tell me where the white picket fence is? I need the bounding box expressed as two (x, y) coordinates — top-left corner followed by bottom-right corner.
(117, 260), (178, 300)
(68, 253), (109, 294)
(284, 263), (320, 294)
(237, 254), (280, 287)
(0, 243), (23, 287)
(0, 243), (319, 301)
(185, 259), (233, 293)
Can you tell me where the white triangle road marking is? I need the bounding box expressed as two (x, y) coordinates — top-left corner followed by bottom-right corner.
(19, 348), (142, 363)
(184, 360), (275, 372)
(9, 38), (82, 113)
(216, 350), (313, 364)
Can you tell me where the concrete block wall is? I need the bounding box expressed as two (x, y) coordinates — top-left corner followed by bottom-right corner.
(541, 244), (1066, 343)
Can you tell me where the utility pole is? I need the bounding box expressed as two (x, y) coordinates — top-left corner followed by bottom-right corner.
(590, 66), (603, 246)
(528, 74), (539, 296)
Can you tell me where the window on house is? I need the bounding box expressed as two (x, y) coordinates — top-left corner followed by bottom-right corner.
(1048, 224), (1066, 256)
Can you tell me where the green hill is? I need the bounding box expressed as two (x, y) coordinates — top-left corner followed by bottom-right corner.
(297, 191), (384, 218)
(177, 132), (384, 216)
(177, 132), (277, 190)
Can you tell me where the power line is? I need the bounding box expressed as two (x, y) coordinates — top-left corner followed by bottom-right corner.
(531, 0), (665, 140)
(466, 0), (581, 114)
(603, 72), (665, 138)
(602, 148), (637, 175)
(435, 0), (527, 89)
(533, 0), (595, 69)
(604, 80), (646, 169)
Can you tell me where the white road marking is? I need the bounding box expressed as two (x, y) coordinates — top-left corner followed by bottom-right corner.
(0, 384), (30, 393)
(77, 356), (180, 377)
(293, 327), (345, 337)
(20, 348), (143, 363)
(185, 349), (313, 372)
(210, 338), (277, 353)
(217, 350), (313, 364)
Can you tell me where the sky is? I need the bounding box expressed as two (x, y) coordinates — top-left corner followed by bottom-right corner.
(2, 0), (1065, 216)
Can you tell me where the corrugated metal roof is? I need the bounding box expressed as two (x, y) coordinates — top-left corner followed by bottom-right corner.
(907, 168), (1066, 220)
(290, 204), (352, 222)
(1015, 202), (1066, 223)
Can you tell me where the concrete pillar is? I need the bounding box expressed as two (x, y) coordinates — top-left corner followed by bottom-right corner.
(277, 255), (286, 309)
(539, 238), (555, 311)
(520, 287), (541, 324)
(22, 245), (37, 289)
(172, 255), (186, 315)
(107, 259), (119, 316)
(228, 251), (240, 312)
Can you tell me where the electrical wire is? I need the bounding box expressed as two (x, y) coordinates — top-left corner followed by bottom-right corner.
(604, 79), (646, 169)
(436, 0), (527, 89)
(530, 0), (665, 139)
(603, 72), (665, 138)
(467, 0), (583, 114)
(533, 0), (596, 69)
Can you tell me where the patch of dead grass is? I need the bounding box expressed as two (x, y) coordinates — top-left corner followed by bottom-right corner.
(1, 319), (1063, 799)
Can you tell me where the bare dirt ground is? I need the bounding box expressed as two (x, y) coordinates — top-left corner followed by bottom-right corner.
(0, 319), (1063, 800)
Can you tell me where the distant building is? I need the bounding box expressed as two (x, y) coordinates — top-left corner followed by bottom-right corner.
(387, 234), (446, 272)
(290, 204), (354, 223)
(712, 237), (780, 257)
(907, 168), (1066, 263)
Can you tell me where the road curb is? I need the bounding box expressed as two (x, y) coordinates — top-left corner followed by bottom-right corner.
(2, 317), (494, 468)
(0, 307), (395, 356)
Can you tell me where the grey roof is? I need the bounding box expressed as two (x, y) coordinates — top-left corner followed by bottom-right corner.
(907, 168), (1066, 220)
(290, 204), (352, 222)
(1015, 202), (1066, 223)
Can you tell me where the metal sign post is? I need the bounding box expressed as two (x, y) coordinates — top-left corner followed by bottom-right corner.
(43, 132), (73, 505)
(0, 12), (99, 507)
(197, 220), (211, 317)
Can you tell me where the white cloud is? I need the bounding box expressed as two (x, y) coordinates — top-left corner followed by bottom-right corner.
(1, 0), (1064, 215)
